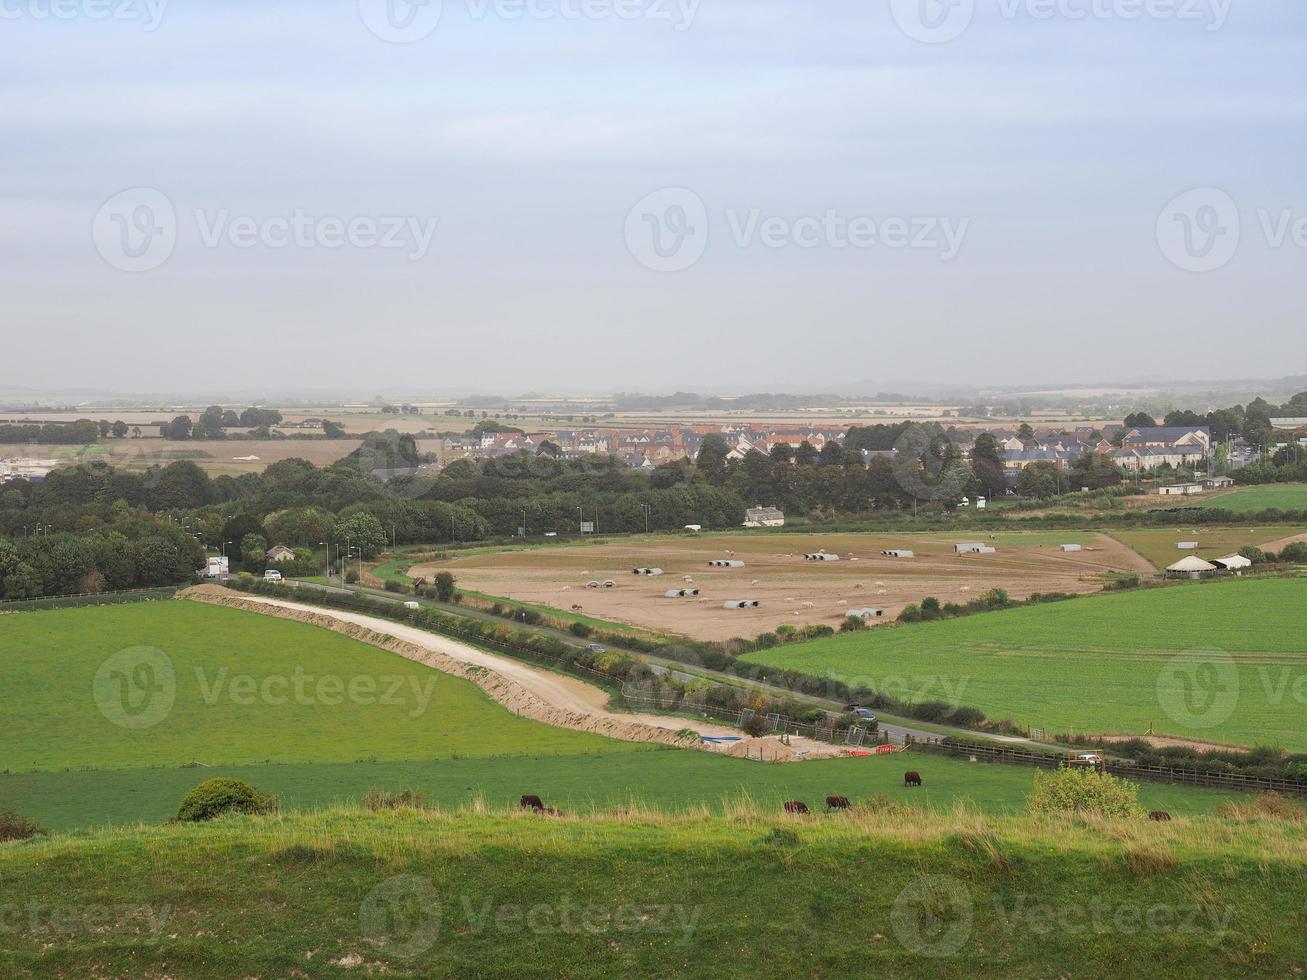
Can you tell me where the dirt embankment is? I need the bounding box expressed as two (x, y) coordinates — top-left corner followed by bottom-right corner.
(177, 586), (842, 761)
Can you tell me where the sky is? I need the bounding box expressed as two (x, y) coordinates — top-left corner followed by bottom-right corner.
(1, 0), (1304, 396)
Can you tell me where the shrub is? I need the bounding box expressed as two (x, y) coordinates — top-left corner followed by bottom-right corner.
(433, 571), (457, 602)
(742, 711), (773, 737)
(898, 603), (922, 623)
(840, 616), (867, 633)
(754, 631), (780, 648)
(568, 621), (593, 638)
(383, 579), (405, 593)
(345, 570), (359, 584)
(804, 624), (835, 639)
(177, 778), (277, 823)
(1279, 542), (1307, 564)
(920, 596), (942, 620)
(0, 811), (47, 843)
(1026, 768), (1142, 818)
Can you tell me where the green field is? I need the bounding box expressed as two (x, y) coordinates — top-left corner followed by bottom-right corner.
(0, 602), (633, 772)
(1108, 526), (1305, 569)
(1, 749), (1239, 833)
(1, 805), (1303, 978)
(741, 578), (1307, 750)
(1178, 483), (1307, 514)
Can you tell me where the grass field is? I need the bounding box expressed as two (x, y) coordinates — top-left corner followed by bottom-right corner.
(1, 749), (1240, 833)
(410, 530), (1153, 640)
(0, 602), (634, 771)
(1176, 483), (1307, 514)
(741, 577), (1307, 750)
(1108, 527), (1306, 569)
(1, 805), (1303, 978)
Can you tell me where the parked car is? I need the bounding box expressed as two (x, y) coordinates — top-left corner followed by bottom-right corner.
(263, 570), (282, 582)
(586, 642), (606, 654)
(852, 708), (877, 722)
(1069, 752), (1104, 766)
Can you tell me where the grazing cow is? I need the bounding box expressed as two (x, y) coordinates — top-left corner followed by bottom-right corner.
(904, 771), (923, 788)
(520, 795), (544, 811)
(783, 800), (810, 815)
(825, 796), (851, 812)
(1149, 811), (1172, 822)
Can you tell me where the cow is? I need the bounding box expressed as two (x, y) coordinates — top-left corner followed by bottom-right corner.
(904, 771), (923, 788)
(520, 795), (544, 811)
(1149, 811), (1172, 822)
(543, 806), (563, 817)
(825, 796), (851, 812)
(783, 800), (810, 815)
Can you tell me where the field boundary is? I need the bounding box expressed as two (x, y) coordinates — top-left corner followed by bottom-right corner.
(911, 739), (1307, 796)
(0, 586), (179, 612)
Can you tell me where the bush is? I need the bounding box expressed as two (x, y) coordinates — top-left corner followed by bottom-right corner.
(345, 570), (359, 585)
(568, 621), (593, 638)
(840, 615), (867, 633)
(0, 811), (47, 843)
(383, 579), (405, 593)
(177, 778), (277, 823)
(433, 571), (457, 602)
(742, 711), (773, 737)
(1279, 542), (1307, 564)
(804, 624), (835, 639)
(1026, 768), (1142, 818)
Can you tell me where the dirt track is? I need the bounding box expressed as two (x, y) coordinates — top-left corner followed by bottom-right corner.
(178, 586), (842, 761)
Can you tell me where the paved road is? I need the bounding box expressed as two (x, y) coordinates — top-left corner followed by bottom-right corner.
(291, 578), (1064, 752)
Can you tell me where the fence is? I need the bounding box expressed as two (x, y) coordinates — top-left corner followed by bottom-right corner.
(0, 586), (179, 611)
(910, 739), (1307, 796)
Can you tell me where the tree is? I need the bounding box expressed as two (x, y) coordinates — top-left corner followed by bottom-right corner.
(793, 441), (819, 466)
(970, 433), (1008, 497)
(1016, 423), (1035, 441)
(159, 415), (193, 440)
(1070, 453), (1122, 490)
(111, 420), (129, 438)
(1123, 412), (1157, 430)
(433, 571), (457, 602)
(768, 443), (794, 464)
(1015, 462), (1061, 498)
(322, 419), (346, 438)
(695, 435), (731, 485)
(3, 562), (43, 599)
(817, 441), (845, 467)
(335, 512), (386, 559)
(241, 534), (269, 569)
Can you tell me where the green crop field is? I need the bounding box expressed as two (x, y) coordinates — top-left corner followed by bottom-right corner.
(1, 749), (1239, 833)
(1108, 526), (1305, 569)
(1, 805), (1303, 978)
(741, 578), (1307, 750)
(0, 602), (634, 772)
(1177, 483), (1307, 514)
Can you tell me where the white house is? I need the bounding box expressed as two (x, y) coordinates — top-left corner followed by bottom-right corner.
(744, 505), (785, 528)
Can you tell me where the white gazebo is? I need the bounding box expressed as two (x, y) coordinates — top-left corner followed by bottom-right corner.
(1166, 555), (1218, 579)
(1212, 553), (1253, 574)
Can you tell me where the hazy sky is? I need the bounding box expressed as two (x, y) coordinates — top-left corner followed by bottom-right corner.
(2, 0), (1304, 395)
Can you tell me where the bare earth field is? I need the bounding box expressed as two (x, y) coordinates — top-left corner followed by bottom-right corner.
(411, 531), (1154, 640)
(0, 439), (368, 476)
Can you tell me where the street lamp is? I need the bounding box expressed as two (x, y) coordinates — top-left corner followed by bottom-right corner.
(320, 541), (328, 579)
(221, 540), (232, 557)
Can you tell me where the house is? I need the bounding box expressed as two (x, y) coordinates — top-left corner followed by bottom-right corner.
(1204, 476), (1235, 489)
(266, 544), (296, 562)
(1157, 483), (1203, 496)
(744, 505), (785, 528)
(1120, 426), (1211, 454)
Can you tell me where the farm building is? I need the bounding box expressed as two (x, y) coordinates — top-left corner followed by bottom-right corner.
(881, 549), (914, 558)
(1167, 556), (1218, 580)
(707, 559), (746, 568)
(684, 524), (702, 532)
(723, 600), (762, 609)
(665, 588), (702, 598)
(266, 544), (296, 562)
(846, 607), (884, 619)
(632, 567), (664, 576)
(1212, 554), (1253, 573)
(743, 505), (785, 528)
(1176, 542), (1199, 551)
(803, 552), (840, 562)
(1204, 476), (1235, 489)
(1157, 483), (1203, 496)
(955, 543), (996, 555)
(1059, 544), (1082, 553)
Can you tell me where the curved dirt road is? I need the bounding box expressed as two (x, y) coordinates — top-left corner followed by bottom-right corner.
(182, 587), (844, 761)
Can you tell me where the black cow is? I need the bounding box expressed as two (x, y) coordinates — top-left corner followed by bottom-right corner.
(783, 800), (810, 815)
(825, 796), (851, 811)
(904, 771), (923, 788)
(520, 795), (544, 811)
(1149, 811), (1172, 822)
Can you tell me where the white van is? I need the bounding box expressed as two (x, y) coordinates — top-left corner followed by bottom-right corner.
(263, 570), (283, 582)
